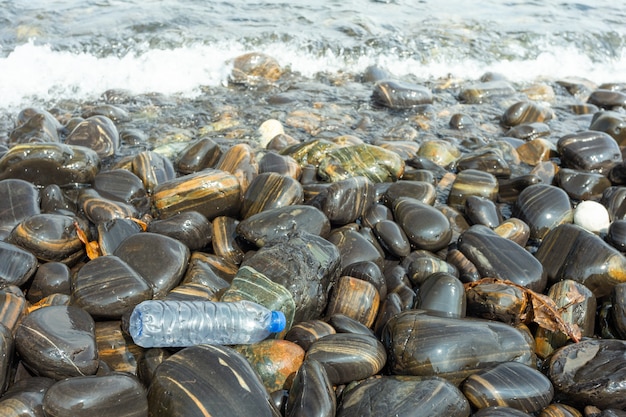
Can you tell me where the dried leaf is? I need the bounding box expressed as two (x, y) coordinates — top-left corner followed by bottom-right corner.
(465, 277), (582, 343)
(74, 221), (101, 260)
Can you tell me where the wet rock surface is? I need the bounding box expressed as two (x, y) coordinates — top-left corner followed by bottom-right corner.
(2, 53), (626, 416)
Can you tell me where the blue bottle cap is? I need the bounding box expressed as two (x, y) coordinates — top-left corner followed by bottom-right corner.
(269, 311), (286, 333)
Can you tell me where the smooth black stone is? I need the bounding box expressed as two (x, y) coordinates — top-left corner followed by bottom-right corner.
(148, 211), (212, 251)
(93, 168), (150, 214)
(588, 89), (626, 108)
(41, 184), (76, 215)
(240, 172), (304, 219)
(505, 122), (551, 141)
(78, 188), (139, 224)
(148, 344), (281, 417)
(0, 179), (41, 239)
(176, 137), (222, 174)
(589, 110), (626, 146)
(0, 240), (38, 286)
(42, 373), (147, 417)
(557, 130), (622, 174)
(131, 150), (176, 193)
(607, 219), (626, 251)
(458, 225), (547, 292)
(15, 305), (98, 380)
(309, 176), (376, 225)
(71, 255), (153, 319)
(341, 261), (386, 300)
(237, 205), (331, 247)
(373, 292), (403, 337)
(180, 252), (233, 293)
(97, 218), (144, 256)
(285, 320), (336, 352)
(462, 362), (553, 413)
(472, 406), (533, 416)
(0, 323), (12, 393)
(456, 148), (511, 179)
(382, 310), (535, 385)
(557, 168), (611, 200)
(513, 184), (573, 240)
(465, 195), (502, 228)
(327, 314), (375, 337)
(328, 228), (383, 270)
(535, 223), (626, 297)
(114, 232), (190, 298)
(372, 80), (433, 109)
(393, 197), (452, 252)
(65, 115), (119, 158)
(0, 377), (54, 416)
(414, 272), (466, 318)
(286, 359), (335, 417)
(27, 262), (71, 304)
(373, 219), (411, 258)
(449, 113), (475, 129)
(382, 180), (436, 206)
(601, 186), (626, 220)
(306, 333), (386, 385)
(402, 250), (459, 287)
(0, 143), (100, 186)
(547, 338), (626, 409)
(7, 214), (85, 264)
(497, 175), (542, 203)
(337, 376), (470, 417)
(611, 283), (626, 339)
(448, 169), (499, 210)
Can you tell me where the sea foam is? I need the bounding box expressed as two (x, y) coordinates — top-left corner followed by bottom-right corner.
(1, 38), (625, 114)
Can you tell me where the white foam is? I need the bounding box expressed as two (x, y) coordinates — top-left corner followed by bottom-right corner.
(1, 39), (625, 114)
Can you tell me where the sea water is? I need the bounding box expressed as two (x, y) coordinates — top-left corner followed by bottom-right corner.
(0, 0), (625, 113)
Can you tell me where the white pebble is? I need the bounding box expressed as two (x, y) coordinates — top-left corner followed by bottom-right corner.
(573, 200), (610, 234)
(257, 119), (284, 148)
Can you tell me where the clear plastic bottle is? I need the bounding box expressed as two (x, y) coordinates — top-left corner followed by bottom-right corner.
(128, 299), (286, 348)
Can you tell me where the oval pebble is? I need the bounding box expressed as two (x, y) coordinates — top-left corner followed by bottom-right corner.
(42, 373), (147, 417)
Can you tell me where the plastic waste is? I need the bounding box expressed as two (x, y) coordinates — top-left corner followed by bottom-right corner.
(128, 299), (286, 348)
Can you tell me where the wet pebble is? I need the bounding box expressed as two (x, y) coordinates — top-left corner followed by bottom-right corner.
(382, 310), (534, 385)
(337, 376), (471, 417)
(535, 223), (626, 297)
(240, 172), (304, 219)
(0, 143), (100, 186)
(151, 168), (241, 220)
(393, 197), (452, 252)
(0, 179), (40, 239)
(237, 204), (331, 247)
(305, 333), (386, 385)
(15, 305), (98, 380)
(286, 358), (335, 417)
(462, 361), (553, 413)
(71, 255), (153, 318)
(547, 338), (626, 410)
(372, 80), (433, 109)
(65, 115), (119, 158)
(513, 184), (573, 240)
(458, 225), (546, 292)
(147, 211), (212, 250)
(148, 344), (281, 416)
(113, 232), (190, 298)
(414, 272), (466, 318)
(42, 373), (147, 417)
(310, 176), (376, 225)
(557, 130), (622, 174)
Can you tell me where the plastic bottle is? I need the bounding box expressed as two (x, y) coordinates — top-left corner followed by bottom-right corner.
(128, 299), (286, 348)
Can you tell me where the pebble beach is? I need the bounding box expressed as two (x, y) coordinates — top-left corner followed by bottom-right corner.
(1, 1), (626, 416)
